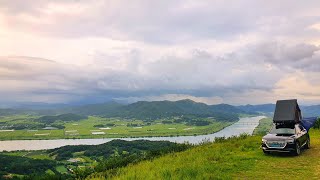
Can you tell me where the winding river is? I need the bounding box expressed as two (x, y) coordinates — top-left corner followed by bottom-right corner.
(0, 116), (265, 152)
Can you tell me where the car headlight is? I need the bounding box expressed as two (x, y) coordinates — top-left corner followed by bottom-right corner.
(262, 139), (267, 143)
(286, 139), (294, 143)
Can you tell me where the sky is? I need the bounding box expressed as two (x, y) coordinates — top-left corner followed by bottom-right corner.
(1, 0), (320, 106)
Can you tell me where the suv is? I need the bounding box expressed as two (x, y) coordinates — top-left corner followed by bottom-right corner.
(261, 123), (310, 155)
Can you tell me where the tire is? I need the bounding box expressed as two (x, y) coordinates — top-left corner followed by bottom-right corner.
(305, 137), (311, 149)
(294, 142), (301, 156)
(263, 150), (270, 155)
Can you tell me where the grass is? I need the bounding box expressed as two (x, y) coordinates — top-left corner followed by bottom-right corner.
(2, 150), (51, 160)
(56, 165), (68, 174)
(0, 116), (234, 140)
(253, 117), (273, 135)
(87, 129), (320, 180)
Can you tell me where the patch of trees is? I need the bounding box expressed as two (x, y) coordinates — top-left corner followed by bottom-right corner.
(93, 124), (104, 128)
(2, 140), (191, 179)
(50, 124), (65, 129)
(186, 120), (211, 126)
(10, 124), (46, 130)
(0, 154), (57, 176)
(162, 120), (173, 124)
(36, 113), (88, 124)
(47, 140), (191, 161)
(314, 118), (320, 129)
(94, 123), (115, 128)
(212, 112), (239, 122)
(172, 116), (212, 126)
(126, 123), (141, 127)
(69, 140), (191, 179)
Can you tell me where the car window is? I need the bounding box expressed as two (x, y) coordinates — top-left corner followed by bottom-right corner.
(270, 126), (295, 134)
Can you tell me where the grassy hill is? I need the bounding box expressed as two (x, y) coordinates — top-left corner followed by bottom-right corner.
(87, 129), (320, 179)
(0, 140), (190, 179)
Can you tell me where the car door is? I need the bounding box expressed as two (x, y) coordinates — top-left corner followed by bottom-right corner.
(299, 124), (308, 145)
(295, 124), (306, 145)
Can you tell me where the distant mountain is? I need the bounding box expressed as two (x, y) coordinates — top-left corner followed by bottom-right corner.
(237, 104), (320, 118)
(237, 104), (276, 114)
(1, 99), (319, 120)
(62, 101), (124, 116)
(12, 102), (71, 110)
(211, 104), (248, 114)
(301, 105), (320, 117)
(0, 108), (36, 116)
(102, 99), (245, 121)
(0, 101), (124, 116)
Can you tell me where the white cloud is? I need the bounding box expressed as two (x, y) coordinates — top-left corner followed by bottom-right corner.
(1, 1), (320, 105)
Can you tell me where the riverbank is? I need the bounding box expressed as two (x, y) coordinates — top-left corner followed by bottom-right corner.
(0, 116), (265, 151)
(0, 121), (233, 141)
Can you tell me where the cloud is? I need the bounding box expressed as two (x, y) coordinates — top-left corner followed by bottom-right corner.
(1, 0), (320, 44)
(1, 1), (320, 105)
(2, 38), (320, 105)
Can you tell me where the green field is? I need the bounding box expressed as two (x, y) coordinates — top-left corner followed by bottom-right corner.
(0, 115), (233, 140)
(253, 117), (273, 135)
(88, 129), (320, 179)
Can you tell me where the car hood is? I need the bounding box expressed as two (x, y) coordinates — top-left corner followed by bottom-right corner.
(263, 134), (295, 141)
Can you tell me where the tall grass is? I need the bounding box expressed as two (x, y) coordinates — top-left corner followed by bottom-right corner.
(87, 129), (320, 179)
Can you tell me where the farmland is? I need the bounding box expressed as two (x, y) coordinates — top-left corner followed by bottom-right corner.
(0, 115), (233, 140)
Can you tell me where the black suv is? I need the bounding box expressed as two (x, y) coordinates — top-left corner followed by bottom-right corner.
(261, 123), (310, 155)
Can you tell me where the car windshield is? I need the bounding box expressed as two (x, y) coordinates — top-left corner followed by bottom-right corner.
(270, 126), (295, 135)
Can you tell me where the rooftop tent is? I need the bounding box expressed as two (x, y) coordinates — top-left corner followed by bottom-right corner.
(301, 117), (318, 131)
(273, 99), (302, 123)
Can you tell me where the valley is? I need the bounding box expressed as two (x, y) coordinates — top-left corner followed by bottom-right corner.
(0, 115), (234, 140)
(0, 100), (243, 140)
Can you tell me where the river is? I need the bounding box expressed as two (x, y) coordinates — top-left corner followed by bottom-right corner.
(0, 116), (265, 151)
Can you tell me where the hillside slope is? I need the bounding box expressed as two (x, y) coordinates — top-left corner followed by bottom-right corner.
(88, 130), (320, 179)
(103, 99), (243, 121)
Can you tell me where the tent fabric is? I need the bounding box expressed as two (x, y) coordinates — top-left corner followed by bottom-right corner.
(301, 117), (318, 131)
(273, 99), (301, 123)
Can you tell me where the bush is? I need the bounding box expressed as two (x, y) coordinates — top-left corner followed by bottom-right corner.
(162, 120), (173, 124)
(314, 118), (320, 129)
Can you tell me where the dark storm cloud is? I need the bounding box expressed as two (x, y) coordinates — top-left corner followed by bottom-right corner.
(243, 42), (320, 71)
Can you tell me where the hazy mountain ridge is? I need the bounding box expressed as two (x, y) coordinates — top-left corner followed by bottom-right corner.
(1, 100), (319, 120)
(237, 104), (320, 117)
(101, 99), (244, 121)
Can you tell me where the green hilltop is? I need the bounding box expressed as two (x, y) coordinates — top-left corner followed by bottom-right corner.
(88, 129), (320, 179)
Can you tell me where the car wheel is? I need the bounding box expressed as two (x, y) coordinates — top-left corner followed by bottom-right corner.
(294, 142), (301, 156)
(305, 137), (310, 149)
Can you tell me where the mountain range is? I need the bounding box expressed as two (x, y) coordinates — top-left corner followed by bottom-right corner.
(0, 99), (319, 119)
